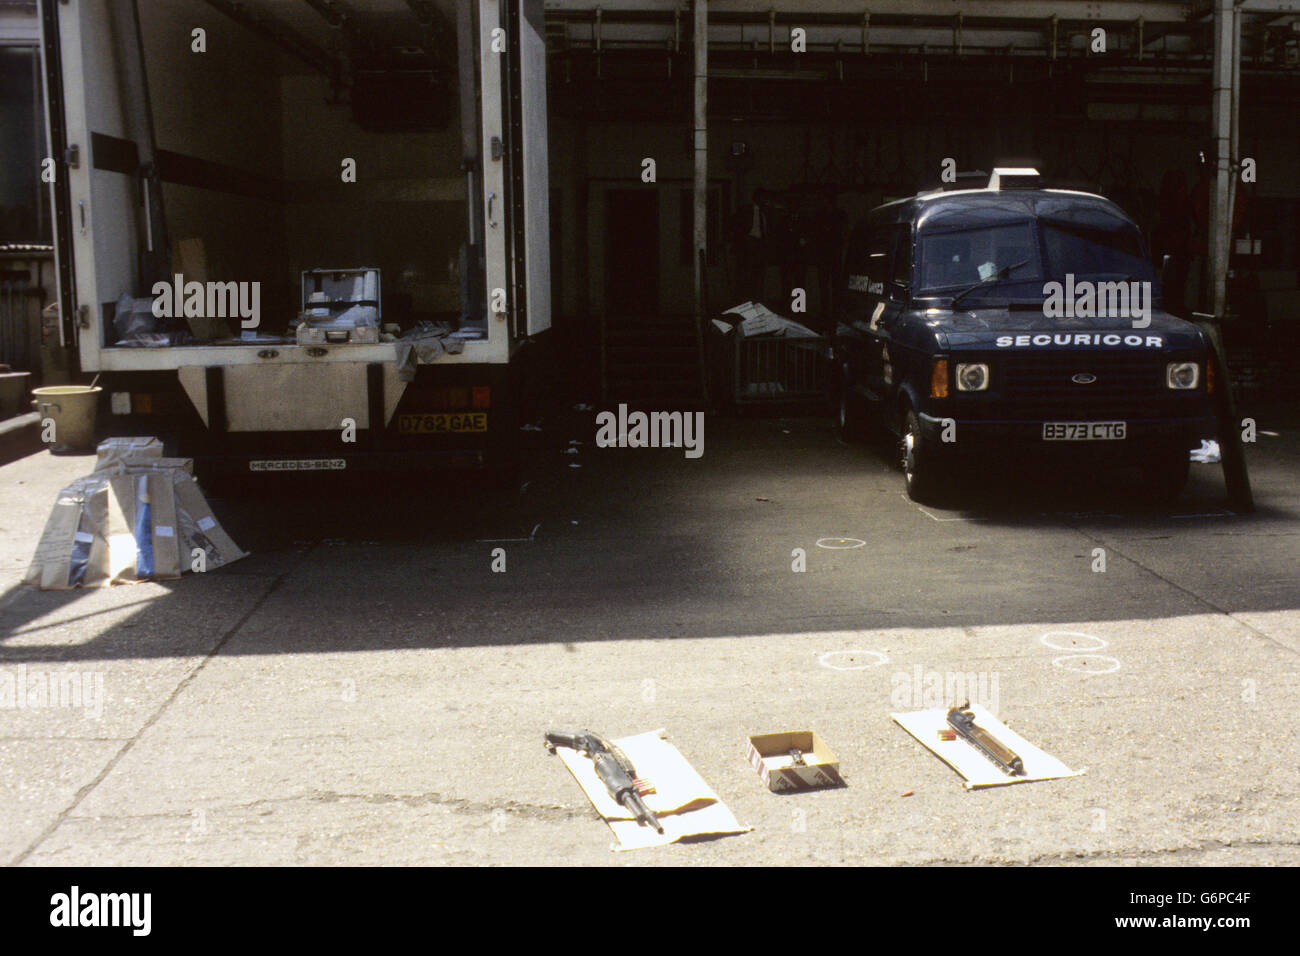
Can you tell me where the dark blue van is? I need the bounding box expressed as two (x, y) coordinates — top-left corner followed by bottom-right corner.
(834, 169), (1216, 503)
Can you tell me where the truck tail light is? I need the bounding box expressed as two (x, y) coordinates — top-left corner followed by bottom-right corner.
(930, 359), (949, 398)
(1206, 359), (1216, 394)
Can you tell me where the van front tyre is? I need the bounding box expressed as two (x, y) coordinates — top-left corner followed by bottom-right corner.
(901, 407), (948, 504)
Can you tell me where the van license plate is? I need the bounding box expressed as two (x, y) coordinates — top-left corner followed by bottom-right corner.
(1042, 421), (1126, 441)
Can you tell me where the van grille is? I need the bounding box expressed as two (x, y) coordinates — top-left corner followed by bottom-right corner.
(996, 352), (1177, 420)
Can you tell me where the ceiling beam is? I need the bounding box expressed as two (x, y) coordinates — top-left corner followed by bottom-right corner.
(543, 1), (1196, 24)
(302, 0), (348, 29)
(1191, 0), (1300, 16)
(203, 0), (343, 83)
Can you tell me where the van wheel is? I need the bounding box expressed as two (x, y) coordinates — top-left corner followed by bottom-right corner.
(901, 407), (948, 504)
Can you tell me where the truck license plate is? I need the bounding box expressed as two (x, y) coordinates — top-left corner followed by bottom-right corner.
(398, 413), (488, 434)
(1042, 421), (1127, 441)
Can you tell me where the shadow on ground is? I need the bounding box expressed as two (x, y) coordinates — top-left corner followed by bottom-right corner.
(1, 405), (1296, 663)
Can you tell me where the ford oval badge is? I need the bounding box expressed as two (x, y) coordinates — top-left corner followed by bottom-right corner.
(1072, 372), (1097, 384)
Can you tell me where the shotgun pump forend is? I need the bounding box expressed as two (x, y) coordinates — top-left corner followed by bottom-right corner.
(544, 730), (664, 833)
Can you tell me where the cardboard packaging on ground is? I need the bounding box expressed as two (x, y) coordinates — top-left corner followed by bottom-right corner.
(169, 470), (246, 571)
(747, 731), (845, 792)
(93, 436), (164, 471)
(102, 472), (182, 582)
(892, 704), (1087, 789)
(26, 475), (112, 589)
(24, 437), (245, 589)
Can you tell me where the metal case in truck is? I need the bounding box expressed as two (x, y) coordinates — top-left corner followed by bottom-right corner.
(295, 269), (382, 347)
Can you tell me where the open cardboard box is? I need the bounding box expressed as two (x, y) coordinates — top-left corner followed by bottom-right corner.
(747, 731), (845, 792)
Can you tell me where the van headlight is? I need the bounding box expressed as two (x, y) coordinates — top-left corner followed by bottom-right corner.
(955, 362), (989, 392)
(1166, 362), (1199, 390)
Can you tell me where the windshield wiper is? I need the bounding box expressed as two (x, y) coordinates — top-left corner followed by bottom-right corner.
(949, 259), (1030, 309)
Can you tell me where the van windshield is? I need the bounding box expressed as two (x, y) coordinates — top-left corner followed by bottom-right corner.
(917, 216), (1155, 298)
(917, 222), (1042, 295)
(1040, 218), (1154, 282)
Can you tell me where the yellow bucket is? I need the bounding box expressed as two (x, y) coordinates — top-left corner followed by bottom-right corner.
(32, 385), (102, 453)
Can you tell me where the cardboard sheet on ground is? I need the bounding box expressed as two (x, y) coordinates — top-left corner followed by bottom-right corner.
(892, 704), (1086, 789)
(555, 729), (751, 850)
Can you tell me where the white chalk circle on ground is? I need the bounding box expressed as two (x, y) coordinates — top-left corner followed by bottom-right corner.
(818, 649), (888, 670)
(816, 538), (866, 550)
(1040, 631), (1108, 652)
(1052, 654), (1122, 675)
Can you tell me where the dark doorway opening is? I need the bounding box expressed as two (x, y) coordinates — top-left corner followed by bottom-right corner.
(604, 189), (658, 313)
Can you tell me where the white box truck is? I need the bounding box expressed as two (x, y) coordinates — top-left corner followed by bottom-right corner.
(38, 0), (551, 477)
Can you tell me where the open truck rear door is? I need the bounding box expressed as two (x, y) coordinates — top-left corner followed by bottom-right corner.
(39, 0), (551, 476)
(39, 0), (155, 364)
(506, 0), (551, 338)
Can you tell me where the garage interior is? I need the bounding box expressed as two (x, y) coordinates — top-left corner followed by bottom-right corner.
(543, 0), (1300, 406)
(1, 0), (1298, 408)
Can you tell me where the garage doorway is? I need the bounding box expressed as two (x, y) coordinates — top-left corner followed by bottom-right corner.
(604, 189), (658, 313)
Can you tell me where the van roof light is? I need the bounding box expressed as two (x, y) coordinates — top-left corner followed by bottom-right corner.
(989, 167), (1041, 190)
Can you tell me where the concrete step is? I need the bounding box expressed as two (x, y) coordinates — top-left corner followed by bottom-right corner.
(0, 411), (44, 466)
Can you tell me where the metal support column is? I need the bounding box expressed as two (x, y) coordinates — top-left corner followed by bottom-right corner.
(693, 0), (710, 402)
(1208, 0), (1237, 318)
(693, 0), (708, 322)
(1206, 0), (1253, 512)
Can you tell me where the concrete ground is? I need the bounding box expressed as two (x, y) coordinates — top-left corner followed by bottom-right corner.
(0, 404), (1297, 866)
